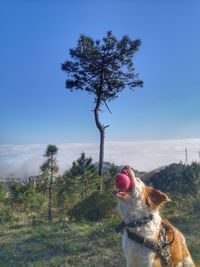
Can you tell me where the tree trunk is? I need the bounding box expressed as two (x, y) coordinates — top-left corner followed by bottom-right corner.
(99, 127), (105, 195)
(98, 124), (105, 176)
(48, 178), (52, 221)
(94, 94), (105, 195)
(81, 169), (85, 198)
(48, 157), (53, 221)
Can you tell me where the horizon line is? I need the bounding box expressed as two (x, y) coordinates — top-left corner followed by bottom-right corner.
(1, 137), (200, 146)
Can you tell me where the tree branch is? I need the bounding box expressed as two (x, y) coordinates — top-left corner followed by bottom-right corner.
(104, 125), (110, 129)
(103, 100), (112, 114)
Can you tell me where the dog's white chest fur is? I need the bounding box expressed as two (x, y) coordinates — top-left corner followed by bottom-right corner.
(117, 184), (162, 267)
(120, 213), (161, 267)
(122, 232), (154, 267)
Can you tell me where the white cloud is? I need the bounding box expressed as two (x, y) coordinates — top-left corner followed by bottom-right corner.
(0, 139), (200, 178)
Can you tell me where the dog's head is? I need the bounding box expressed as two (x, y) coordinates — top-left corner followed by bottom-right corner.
(113, 165), (170, 211)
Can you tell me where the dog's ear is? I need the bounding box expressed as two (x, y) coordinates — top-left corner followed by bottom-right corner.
(144, 186), (170, 209)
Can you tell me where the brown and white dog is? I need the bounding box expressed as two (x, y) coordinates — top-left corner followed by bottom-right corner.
(113, 165), (195, 267)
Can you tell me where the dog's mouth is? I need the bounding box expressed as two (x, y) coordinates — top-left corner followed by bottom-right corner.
(113, 166), (135, 198)
(113, 188), (132, 198)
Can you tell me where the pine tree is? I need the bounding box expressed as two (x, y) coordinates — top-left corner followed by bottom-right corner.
(63, 152), (99, 198)
(40, 144), (59, 221)
(62, 31), (143, 193)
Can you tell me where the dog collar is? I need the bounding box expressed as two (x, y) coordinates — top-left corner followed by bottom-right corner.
(115, 213), (154, 233)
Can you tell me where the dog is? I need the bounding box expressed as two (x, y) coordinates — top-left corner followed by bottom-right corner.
(113, 165), (195, 267)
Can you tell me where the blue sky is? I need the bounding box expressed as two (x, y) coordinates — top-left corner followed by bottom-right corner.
(1, 0), (200, 144)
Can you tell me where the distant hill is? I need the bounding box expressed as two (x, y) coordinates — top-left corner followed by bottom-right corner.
(146, 162), (200, 195)
(2, 162), (200, 196)
(94, 161), (147, 179)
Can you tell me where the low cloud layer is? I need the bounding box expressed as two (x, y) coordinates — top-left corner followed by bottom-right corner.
(0, 139), (200, 178)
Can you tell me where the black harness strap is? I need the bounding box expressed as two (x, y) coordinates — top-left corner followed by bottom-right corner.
(126, 222), (174, 267)
(115, 216), (174, 267)
(115, 213), (154, 233)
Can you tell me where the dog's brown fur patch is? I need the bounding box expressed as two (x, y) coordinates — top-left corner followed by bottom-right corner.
(143, 186), (170, 209)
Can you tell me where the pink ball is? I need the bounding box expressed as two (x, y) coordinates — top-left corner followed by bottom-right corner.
(115, 173), (131, 189)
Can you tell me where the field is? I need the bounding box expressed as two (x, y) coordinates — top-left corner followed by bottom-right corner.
(0, 218), (124, 267)
(0, 214), (199, 267)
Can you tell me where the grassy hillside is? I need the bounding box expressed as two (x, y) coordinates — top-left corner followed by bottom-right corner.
(0, 162), (199, 266)
(0, 218), (124, 267)
(0, 213), (199, 267)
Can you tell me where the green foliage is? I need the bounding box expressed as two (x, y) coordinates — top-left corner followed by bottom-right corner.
(24, 188), (46, 210)
(4, 183), (46, 215)
(0, 206), (14, 223)
(63, 152), (100, 198)
(62, 31), (143, 177)
(104, 163), (119, 190)
(69, 190), (117, 221)
(40, 144), (59, 187)
(62, 31), (143, 100)
(40, 144), (59, 221)
(44, 144), (58, 158)
(9, 183), (29, 206)
(0, 184), (6, 202)
(193, 198), (200, 215)
(60, 155), (119, 222)
(0, 160), (200, 265)
(148, 162), (200, 196)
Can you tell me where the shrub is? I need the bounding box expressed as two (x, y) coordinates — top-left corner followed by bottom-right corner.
(0, 206), (14, 223)
(69, 191), (117, 221)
